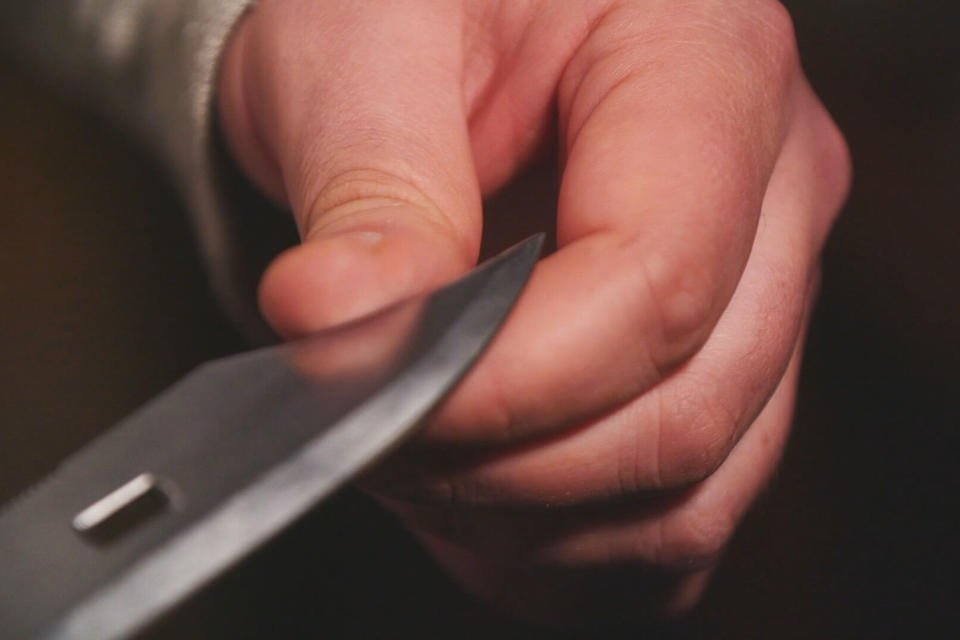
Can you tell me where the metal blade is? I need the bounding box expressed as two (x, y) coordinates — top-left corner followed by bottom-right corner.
(0, 234), (543, 640)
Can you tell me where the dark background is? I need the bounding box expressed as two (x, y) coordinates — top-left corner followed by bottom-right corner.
(1, 1), (957, 637)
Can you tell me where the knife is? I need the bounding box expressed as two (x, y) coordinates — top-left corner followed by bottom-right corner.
(0, 234), (543, 639)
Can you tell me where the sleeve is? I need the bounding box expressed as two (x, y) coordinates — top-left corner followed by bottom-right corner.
(0, 0), (298, 342)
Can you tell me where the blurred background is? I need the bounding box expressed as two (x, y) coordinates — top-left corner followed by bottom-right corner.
(1, 1), (957, 637)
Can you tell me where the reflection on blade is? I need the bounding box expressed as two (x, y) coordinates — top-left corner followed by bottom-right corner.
(0, 235), (543, 640)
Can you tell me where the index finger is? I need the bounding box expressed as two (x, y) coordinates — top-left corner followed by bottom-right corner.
(424, 1), (802, 445)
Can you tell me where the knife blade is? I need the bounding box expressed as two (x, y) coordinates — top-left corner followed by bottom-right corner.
(0, 234), (543, 639)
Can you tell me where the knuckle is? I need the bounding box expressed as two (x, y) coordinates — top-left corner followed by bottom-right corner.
(638, 251), (718, 372)
(792, 95), (852, 249)
(482, 363), (530, 444)
(679, 0), (799, 58)
(426, 471), (480, 509)
(384, 497), (478, 548)
(662, 504), (734, 569)
(655, 378), (739, 487)
(301, 166), (445, 237)
(730, 0), (801, 103)
(695, 0), (801, 96)
(817, 112), (854, 222)
(753, 1), (801, 93)
(367, 459), (482, 510)
(749, 0), (799, 57)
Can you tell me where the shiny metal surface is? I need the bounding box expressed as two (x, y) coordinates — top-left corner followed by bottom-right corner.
(0, 234), (542, 640)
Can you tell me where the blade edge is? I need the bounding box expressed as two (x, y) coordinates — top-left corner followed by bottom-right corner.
(47, 234), (542, 640)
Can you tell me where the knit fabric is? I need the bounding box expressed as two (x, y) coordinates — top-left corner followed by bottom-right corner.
(0, 0), (286, 339)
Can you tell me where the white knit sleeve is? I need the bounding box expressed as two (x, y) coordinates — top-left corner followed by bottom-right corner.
(1, 0), (292, 341)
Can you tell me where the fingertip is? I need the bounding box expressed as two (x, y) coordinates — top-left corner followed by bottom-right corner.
(258, 226), (472, 338)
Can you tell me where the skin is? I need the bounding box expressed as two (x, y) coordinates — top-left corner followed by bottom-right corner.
(218, 0), (851, 623)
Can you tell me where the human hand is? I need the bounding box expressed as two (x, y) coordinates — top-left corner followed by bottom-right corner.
(217, 0), (850, 622)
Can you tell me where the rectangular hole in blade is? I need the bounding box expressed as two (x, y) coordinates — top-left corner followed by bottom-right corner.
(72, 473), (171, 546)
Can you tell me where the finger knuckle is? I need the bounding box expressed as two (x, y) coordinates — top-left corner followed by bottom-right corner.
(662, 504), (734, 569)
(817, 112), (854, 223)
(749, 0), (799, 59)
(791, 97), (852, 249)
(655, 378), (739, 487)
(430, 472), (481, 509)
(753, 2), (801, 96)
(385, 498), (479, 548)
(300, 166), (443, 235)
(695, 0), (800, 94)
(638, 251), (718, 371)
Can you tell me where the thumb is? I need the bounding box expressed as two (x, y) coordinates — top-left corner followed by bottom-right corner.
(219, 1), (481, 338)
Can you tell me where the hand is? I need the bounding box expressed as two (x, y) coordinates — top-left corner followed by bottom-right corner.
(218, 0), (850, 623)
